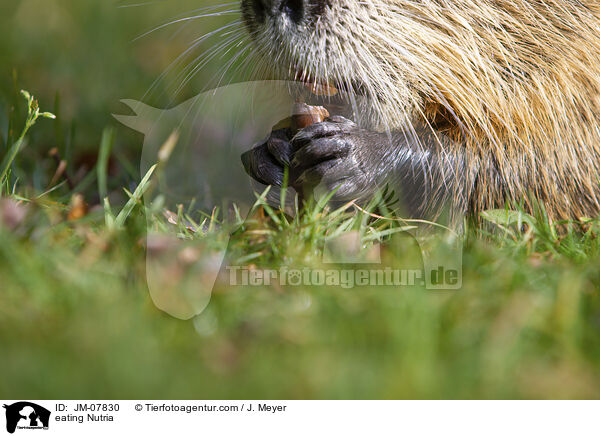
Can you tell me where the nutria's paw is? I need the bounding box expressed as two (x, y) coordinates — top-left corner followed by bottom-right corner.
(241, 117), (387, 203)
(290, 116), (383, 201)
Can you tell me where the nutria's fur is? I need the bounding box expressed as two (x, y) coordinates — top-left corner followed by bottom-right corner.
(240, 0), (600, 224)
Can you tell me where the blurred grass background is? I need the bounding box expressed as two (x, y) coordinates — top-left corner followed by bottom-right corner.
(1, 0), (600, 399)
(1, 0), (238, 197)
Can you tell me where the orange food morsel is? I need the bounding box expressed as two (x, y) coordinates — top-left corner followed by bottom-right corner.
(291, 102), (330, 133)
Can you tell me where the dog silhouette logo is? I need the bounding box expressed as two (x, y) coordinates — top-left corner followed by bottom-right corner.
(113, 81), (463, 320)
(3, 402), (50, 434)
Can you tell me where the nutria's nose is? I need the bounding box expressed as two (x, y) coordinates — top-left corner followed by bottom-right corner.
(248, 0), (306, 25)
(279, 0), (305, 23)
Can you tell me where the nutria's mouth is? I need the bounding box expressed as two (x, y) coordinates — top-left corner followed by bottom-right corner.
(293, 68), (368, 97)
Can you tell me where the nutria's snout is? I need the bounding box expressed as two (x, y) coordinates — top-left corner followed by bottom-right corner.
(244, 0), (326, 26)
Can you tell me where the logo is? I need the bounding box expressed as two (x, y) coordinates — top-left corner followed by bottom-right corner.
(3, 402), (50, 434)
(113, 81), (464, 320)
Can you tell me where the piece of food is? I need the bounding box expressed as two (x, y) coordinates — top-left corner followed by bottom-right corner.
(291, 102), (330, 132)
(272, 103), (330, 135)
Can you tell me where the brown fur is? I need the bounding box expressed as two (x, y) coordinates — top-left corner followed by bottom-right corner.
(242, 0), (600, 220)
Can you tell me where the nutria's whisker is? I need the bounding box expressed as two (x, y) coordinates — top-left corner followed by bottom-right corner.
(142, 20), (243, 103)
(134, 10), (240, 42)
(173, 29), (246, 97)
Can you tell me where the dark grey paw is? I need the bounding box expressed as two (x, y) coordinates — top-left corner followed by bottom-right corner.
(242, 116), (388, 203)
(290, 116), (384, 201)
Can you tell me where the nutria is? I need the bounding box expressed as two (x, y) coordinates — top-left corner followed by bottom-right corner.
(239, 0), (600, 225)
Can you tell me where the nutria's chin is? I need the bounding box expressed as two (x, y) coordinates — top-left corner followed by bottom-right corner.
(240, 0), (600, 224)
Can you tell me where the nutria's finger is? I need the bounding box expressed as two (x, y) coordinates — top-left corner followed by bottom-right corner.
(291, 121), (356, 149)
(266, 129), (293, 165)
(292, 136), (351, 169)
(241, 143), (284, 187)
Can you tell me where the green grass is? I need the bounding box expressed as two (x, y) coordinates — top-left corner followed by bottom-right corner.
(1, 91), (600, 399)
